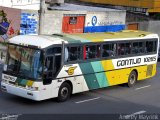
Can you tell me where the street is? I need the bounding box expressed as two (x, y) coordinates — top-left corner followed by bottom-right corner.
(0, 63), (160, 116)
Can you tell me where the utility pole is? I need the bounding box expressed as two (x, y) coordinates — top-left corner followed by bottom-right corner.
(39, 0), (45, 34)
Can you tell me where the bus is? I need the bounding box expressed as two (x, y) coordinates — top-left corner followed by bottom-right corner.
(1, 30), (159, 102)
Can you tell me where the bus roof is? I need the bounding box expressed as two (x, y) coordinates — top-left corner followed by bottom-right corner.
(65, 30), (157, 43)
(9, 30), (158, 49)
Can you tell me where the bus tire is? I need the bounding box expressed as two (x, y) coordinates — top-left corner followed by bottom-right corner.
(57, 82), (71, 102)
(128, 71), (137, 87)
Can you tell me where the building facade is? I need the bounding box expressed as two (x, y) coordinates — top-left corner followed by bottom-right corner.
(41, 3), (126, 34)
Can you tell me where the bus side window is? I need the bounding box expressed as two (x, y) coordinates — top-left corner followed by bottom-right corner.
(153, 40), (157, 52)
(46, 47), (62, 55)
(146, 41), (154, 53)
(132, 42), (144, 54)
(85, 45), (100, 59)
(125, 43), (131, 55)
(118, 43), (125, 55)
(67, 46), (82, 62)
(118, 43), (131, 55)
(102, 43), (115, 57)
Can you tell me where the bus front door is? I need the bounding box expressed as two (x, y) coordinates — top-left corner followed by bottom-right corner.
(43, 54), (61, 85)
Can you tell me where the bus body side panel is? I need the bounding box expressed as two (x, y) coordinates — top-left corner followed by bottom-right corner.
(102, 57), (157, 85)
(137, 63), (157, 80)
(90, 61), (109, 88)
(79, 61), (110, 89)
(51, 62), (157, 96)
(79, 62), (100, 90)
(57, 63), (157, 94)
(57, 64), (90, 94)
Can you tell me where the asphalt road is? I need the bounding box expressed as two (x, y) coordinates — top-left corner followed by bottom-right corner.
(0, 63), (160, 119)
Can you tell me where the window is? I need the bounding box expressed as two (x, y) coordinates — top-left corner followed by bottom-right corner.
(46, 47), (61, 55)
(84, 45), (101, 59)
(66, 46), (82, 62)
(145, 40), (157, 53)
(132, 42), (144, 54)
(153, 41), (157, 52)
(117, 42), (131, 55)
(102, 43), (116, 57)
(69, 17), (77, 24)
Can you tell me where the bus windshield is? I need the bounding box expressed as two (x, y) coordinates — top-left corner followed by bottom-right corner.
(7, 44), (43, 80)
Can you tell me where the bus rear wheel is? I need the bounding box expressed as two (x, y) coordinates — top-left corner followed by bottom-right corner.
(57, 82), (71, 102)
(128, 71), (137, 87)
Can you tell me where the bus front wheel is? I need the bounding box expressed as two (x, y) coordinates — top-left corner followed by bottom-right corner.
(128, 71), (137, 87)
(57, 82), (71, 102)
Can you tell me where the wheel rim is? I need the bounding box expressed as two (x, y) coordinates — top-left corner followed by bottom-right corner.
(130, 73), (136, 85)
(61, 87), (68, 99)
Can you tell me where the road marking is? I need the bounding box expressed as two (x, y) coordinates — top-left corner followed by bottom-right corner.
(135, 85), (151, 90)
(75, 97), (100, 104)
(124, 111), (146, 119)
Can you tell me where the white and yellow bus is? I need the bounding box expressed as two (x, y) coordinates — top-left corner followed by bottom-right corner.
(1, 30), (159, 102)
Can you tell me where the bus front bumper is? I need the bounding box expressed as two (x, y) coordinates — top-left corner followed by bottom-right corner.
(1, 82), (43, 101)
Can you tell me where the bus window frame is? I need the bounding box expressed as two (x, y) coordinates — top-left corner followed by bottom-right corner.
(64, 42), (103, 64)
(131, 41), (145, 55)
(43, 44), (62, 80)
(4, 42), (44, 81)
(101, 42), (117, 59)
(65, 44), (83, 63)
(83, 44), (101, 60)
(43, 38), (159, 67)
(145, 39), (158, 54)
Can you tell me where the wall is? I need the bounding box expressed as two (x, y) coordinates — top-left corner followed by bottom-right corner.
(41, 10), (126, 34)
(41, 11), (86, 34)
(41, 11), (63, 34)
(0, 7), (21, 42)
(127, 21), (160, 37)
(20, 10), (39, 35)
(84, 11), (126, 32)
(147, 21), (160, 37)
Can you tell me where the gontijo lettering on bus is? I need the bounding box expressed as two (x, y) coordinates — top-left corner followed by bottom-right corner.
(113, 55), (157, 69)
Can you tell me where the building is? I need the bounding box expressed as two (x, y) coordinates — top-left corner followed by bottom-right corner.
(42, 3), (126, 34)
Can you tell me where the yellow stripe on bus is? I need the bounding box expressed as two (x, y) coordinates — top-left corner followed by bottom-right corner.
(101, 60), (157, 86)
